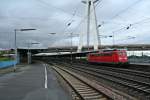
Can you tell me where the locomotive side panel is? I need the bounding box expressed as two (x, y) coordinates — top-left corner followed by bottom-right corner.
(87, 50), (128, 64)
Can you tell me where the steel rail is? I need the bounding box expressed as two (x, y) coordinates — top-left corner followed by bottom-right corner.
(69, 65), (150, 86)
(50, 62), (138, 100)
(73, 61), (150, 78)
(63, 65), (150, 100)
(53, 61), (150, 100)
(51, 64), (110, 100)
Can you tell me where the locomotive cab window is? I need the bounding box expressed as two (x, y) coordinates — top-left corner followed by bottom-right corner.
(118, 51), (126, 56)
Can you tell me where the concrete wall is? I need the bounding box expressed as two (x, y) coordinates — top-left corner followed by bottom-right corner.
(0, 61), (17, 68)
(0, 51), (21, 68)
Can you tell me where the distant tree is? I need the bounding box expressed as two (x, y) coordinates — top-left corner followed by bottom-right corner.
(0, 51), (2, 57)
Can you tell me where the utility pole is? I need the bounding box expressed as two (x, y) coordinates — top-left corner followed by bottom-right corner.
(27, 42), (31, 64)
(70, 33), (73, 64)
(14, 28), (36, 69)
(113, 32), (115, 47)
(27, 42), (39, 64)
(14, 29), (17, 72)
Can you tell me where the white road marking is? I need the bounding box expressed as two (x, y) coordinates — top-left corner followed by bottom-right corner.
(44, 64), (48, 89)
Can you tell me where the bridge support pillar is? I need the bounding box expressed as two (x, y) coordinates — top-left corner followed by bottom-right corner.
(27, 51), (32, 64)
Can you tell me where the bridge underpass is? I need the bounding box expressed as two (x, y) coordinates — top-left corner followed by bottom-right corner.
(17, 44), (150, 63)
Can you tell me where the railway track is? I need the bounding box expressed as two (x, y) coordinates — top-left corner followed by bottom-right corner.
(52, 61), (150, 100)
(49, 62), (139, 100)
(74, 60), (150, 72)
(70, 62), (150, 84)
(51, 64), (110, 100)
(75, 62), (150, 78)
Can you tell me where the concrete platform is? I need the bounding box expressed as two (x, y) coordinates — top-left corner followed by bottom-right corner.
(0, 62), (72, 100)
(130, 63), (150, 66)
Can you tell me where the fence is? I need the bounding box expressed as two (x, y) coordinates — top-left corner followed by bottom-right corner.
(127, 51), (150, 63)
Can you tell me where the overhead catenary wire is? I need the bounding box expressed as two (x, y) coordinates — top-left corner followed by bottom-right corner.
(59, 0), (103, 46)
(35, 0), (103, 35)
(61, 6), (80, 33)
(37, 0), (80, 17)
(100, 17), (150, 45)
(99, 0), (143, 26)
(95, 0), (150, 37)
(35, 0), (149, 45)
(2, 0), (79, 20)
(107, 17), (150, 35)
(58, 0), (103, 38)
(87, 0), (145, 35)
(37, 0), (82, 34)
(68, 0), (103, 35)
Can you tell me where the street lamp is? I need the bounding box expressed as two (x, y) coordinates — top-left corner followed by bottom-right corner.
(119, 36), (136, 43)
(70, 33), (73, 64)
(68, 33), (79, 64)
(98, 35), (113, 46)
(110, 24), (132, 47)
(112, 32), (115, 46)
(48, 33), (56, 35)
(127, 36), (136, 39)
(20, 29), (36, 31)
(27, 42), (39, 64)
(48, 33), (57, 58)
(98, 35), (112, 38)
(14, 28), (36, 72)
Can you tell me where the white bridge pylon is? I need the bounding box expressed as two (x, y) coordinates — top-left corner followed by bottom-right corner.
(78, 0), (100, 52)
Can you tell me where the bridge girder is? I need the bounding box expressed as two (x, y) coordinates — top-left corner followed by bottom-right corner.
(18, 44), (150, 55)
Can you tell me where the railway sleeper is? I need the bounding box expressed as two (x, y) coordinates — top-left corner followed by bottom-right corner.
(77, 88), (95, 92)
(81, 93), (102, 97)
(53, 66), (109, 100)
(79, 66), (150, 85)
(71, 63), (150, 84)
(75, 86), (93, 89)
(69, 67), (149, 99)
(78, 90), (99, 94)
(83, 95), (106, 100)
(78, 68), (150, 94)
(73, 85), (92, 88)
(144, 88), (150, 92)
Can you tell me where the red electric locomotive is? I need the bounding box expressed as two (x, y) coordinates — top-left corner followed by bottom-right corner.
(87, 49), (128, 64)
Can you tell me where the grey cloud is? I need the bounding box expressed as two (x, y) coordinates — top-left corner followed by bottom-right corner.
(0, 0), (150, 49)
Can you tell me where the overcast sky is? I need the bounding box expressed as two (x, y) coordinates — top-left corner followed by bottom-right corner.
(0, 0), (150, 49)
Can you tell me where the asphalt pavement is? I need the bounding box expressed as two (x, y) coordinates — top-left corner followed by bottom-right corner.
(0, 62), (72, 100)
